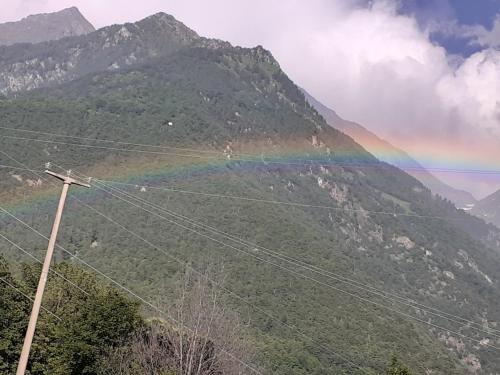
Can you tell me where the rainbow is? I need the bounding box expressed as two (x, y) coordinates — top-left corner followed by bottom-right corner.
(2, 136), (500, 215)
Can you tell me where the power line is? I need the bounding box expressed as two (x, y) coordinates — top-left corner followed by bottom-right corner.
(0, 205), (264, 375)
(4, 151), (500, 369)
(1, 135), (217, 160)
(1, 152), (264, 374)
(74, 185), (367, 372)
(0, 151), (369, 372)
(4, 151), (499, 339)
(0, 232), (90, 297)
(0, 125), (228, 155)
(0, 164), (45, 173)
(94, 180), (500, 349)
(35, 164), (500, 349)
(0, 150), (94, 296)
(0, 152), (265, 375)
(77, 174), (500, 351)
(0, 163), (469, 222)
(93, 179), (500, 339)
(0, 277), (62, 322)
(0, 204), (173, 311)
(93, 178), (465, 221)
(2, 220), (265, 371)
(5, 152), (499, 373)
(2, 132), (500, 175)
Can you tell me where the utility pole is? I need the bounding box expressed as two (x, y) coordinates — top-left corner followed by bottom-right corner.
(16, 170), (90, 375)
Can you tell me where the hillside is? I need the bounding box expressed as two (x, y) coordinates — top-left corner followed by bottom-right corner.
(302, 90), (477, 209)
(1, 12), (500, 374)
(0, 7), (95, 46)
(472, 190), (500, 228)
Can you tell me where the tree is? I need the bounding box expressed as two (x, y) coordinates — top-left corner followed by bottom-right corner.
(0, 259), (142, 375)
(0, 256), (31, 374)
(386, 355), (413, 375)
(99, 266), (255, 375)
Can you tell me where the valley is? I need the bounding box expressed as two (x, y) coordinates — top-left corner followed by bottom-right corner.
(1, 8), (500, 375)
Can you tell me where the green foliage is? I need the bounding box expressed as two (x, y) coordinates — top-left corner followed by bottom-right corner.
(0, 256), (31, 374)
(0, 259), (142, 375)
(386, 355), (413, 375)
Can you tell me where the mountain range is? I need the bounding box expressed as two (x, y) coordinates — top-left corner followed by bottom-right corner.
(1, 8), (500, 374)
(0, 8), (478, 211)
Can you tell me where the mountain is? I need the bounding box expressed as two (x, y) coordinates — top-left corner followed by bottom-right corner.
(302, 90), (477, 209)
(2, 12), (500, 374)
(472, 190), (500, 228)
(0, 7), (95, 47)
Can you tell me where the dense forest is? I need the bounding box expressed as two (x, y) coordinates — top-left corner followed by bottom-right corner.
(1, 257), (414, 374)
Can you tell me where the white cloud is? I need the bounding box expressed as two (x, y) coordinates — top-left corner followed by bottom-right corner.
(463, 15), (500, 48)
(437, 49), (500, 135)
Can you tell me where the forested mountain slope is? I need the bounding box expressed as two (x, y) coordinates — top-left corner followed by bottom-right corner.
(1, 13), (500, 374)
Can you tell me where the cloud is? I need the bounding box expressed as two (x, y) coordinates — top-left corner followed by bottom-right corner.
(263, 1), (499, 143)
(462, 15), (500, 48)
(437, 49), (500, 134)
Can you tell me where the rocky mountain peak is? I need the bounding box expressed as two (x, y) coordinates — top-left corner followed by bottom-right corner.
(135, 12), (200, 42)
(250, 45), (280, 66)
(52, 6), (81, 16)
(0, 7), (95, 46)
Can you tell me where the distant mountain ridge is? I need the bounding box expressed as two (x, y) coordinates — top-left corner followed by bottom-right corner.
(302, 89), (477, 208)
(0, 7), (95, 46)
(472, 189), (500, 228)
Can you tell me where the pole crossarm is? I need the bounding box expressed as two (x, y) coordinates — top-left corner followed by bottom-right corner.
(45, 170), (91, 188)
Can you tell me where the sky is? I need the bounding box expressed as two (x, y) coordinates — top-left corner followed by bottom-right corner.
(2, 0), (500, 199)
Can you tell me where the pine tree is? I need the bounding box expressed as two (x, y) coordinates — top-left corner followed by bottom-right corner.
(386, 355), (413, 375)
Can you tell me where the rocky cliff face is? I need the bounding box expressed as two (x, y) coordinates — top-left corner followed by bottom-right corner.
(0, 7), (95, 46)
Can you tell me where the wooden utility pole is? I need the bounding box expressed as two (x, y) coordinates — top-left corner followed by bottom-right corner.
(16, 170), (90, 375)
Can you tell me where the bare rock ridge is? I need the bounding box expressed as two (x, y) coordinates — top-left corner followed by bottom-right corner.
(0, 7), (95, 46)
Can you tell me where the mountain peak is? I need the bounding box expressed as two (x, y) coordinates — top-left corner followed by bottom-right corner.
(136, 12), (200, 41)
(19, 6), (82, 21)
(58, 6), (84, 16)
(0, 7), (95, 46)
(479, 189), (500, 204)
(147, 12), (179, 22)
